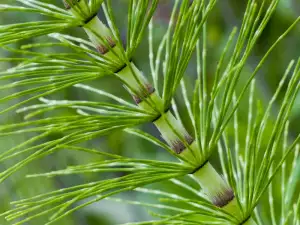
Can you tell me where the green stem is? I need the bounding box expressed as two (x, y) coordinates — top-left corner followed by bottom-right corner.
(193, 163), (232, 203)
(64, 3), (257, 224)
(193, 163), (243, 219)
(153, 110), (200, 166)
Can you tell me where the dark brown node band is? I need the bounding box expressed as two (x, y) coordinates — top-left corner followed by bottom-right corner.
(97, 45), (109, 55)
(132, 84), (156, 104)
(212, 188), (235, 207)
(96, 37), (117, 55)
(171, 134), (194, 154)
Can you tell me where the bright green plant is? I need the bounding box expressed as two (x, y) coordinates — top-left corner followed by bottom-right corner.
(0, 0), (299, 224)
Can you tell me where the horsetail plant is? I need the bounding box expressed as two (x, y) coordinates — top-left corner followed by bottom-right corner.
(0, 0), (299, 224)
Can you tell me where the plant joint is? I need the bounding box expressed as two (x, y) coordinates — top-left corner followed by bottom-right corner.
(151, 107), (171, 123)
(172, 134), (194, 154)
(240, 216), (252, 225)
(190, 160), (208, 174)
(133, 85), (156, 104)
(96, 36), (116, 54)
(115, 62), (156, 105)
(213, 187), (235, 207)
(114, 61), (131, 74)
(83, 13), (99, 26)
(193, 163), (236, 208)
(153, 110), (195, 154)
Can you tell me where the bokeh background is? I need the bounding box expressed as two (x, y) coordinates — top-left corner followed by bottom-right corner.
(0, 0), (299, 224)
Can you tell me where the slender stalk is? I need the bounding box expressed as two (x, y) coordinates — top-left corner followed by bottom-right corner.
(63, 1), (254, 223)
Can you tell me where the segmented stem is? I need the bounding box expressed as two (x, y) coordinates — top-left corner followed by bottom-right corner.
(63, 1), (249, 222)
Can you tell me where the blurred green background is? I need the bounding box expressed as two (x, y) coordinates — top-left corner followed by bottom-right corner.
(0, 0), (299, 224)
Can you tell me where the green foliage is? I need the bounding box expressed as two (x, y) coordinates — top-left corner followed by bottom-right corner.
(0, 0), (299, 224)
